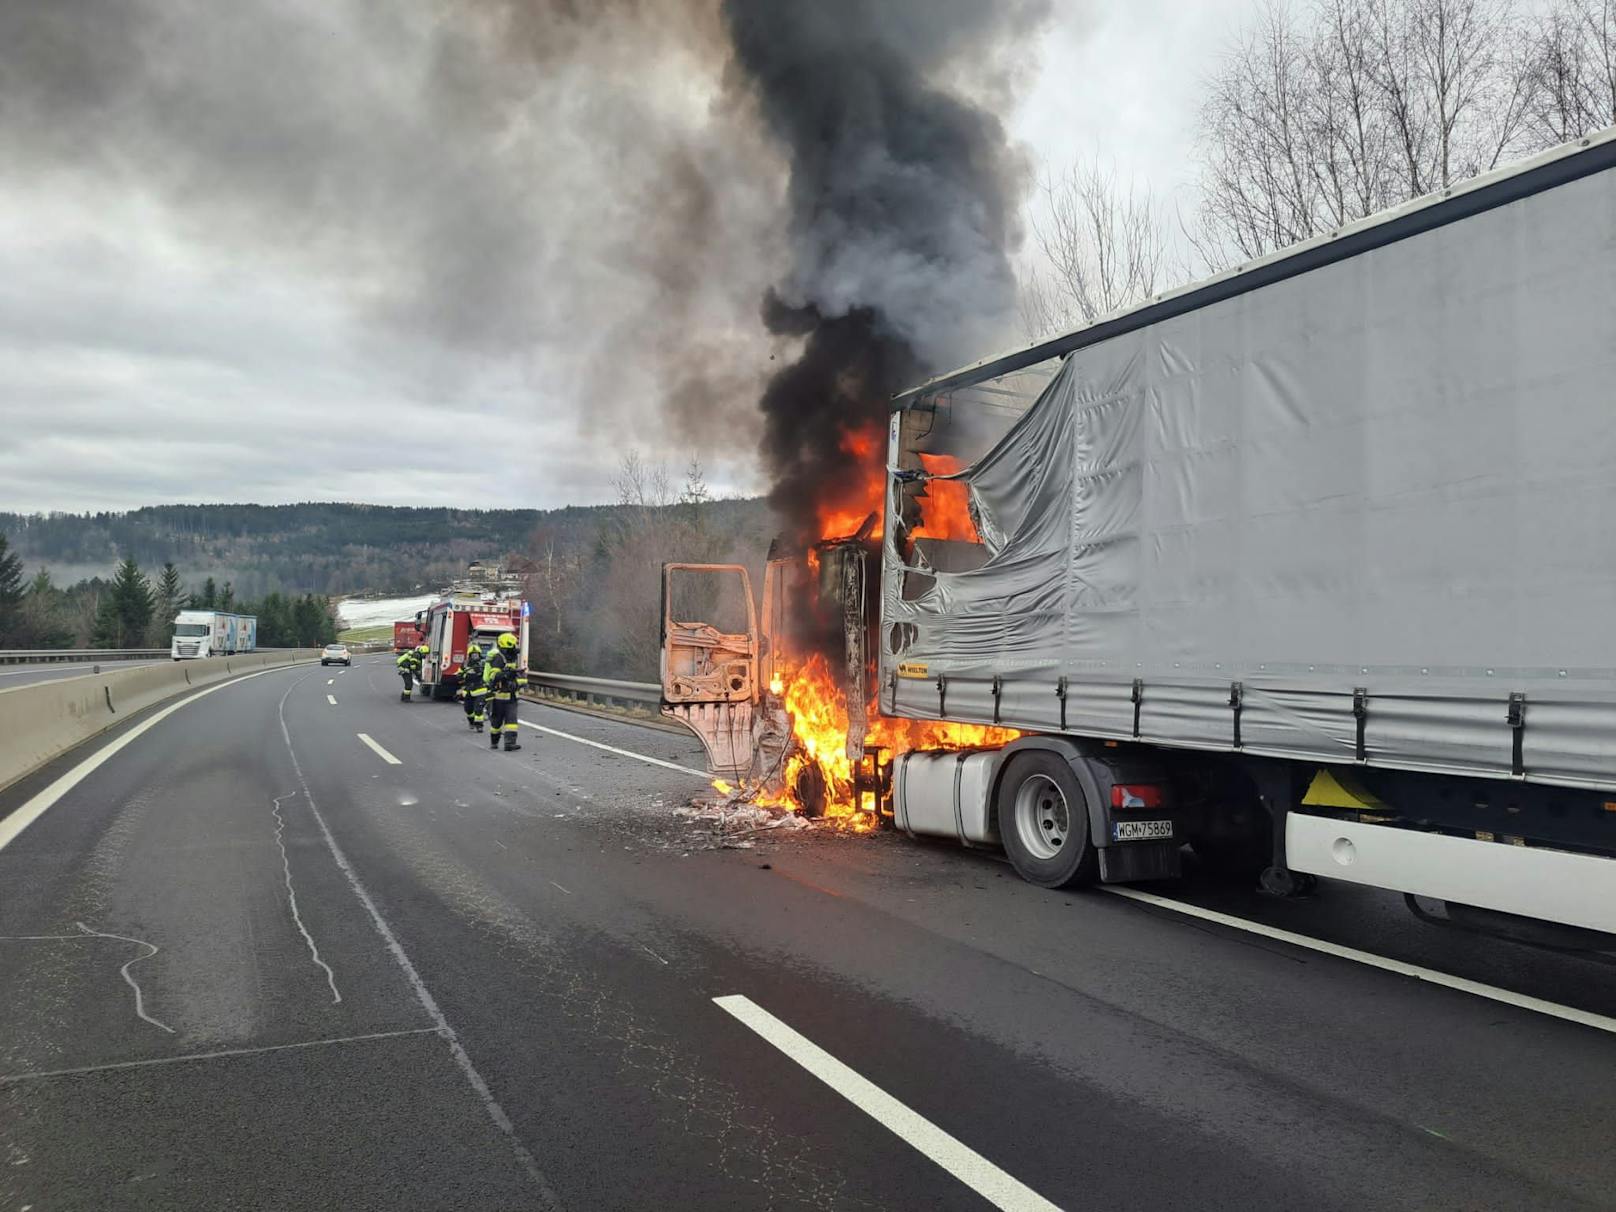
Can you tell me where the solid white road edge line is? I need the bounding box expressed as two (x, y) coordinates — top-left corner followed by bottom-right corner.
(356, 733), (402, 765)
(713, 994), (1063, 1212)
(0, 667), (288, 854)
(518, 720), (709, 779)
(327, 694), (338, 706)
(1102, 887), (1616, 1036)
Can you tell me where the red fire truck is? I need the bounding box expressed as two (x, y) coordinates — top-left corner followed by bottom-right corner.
(416, 595), (529, 699)
(392, 618), (426, 652)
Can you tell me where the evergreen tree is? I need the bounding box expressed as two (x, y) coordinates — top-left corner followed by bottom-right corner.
(292, 595), (325, 646)
(255, 593), (292, 647)
(92, 558), (154, 648)
(193, 576), (218, 610)
(0, 533), (24, 645)
(14, 569), (74, 648)
(150, 561), (184, 646)
(220, 581), (235, 611)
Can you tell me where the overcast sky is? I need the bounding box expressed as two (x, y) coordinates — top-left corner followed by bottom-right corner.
(0, 0), (1255, 516)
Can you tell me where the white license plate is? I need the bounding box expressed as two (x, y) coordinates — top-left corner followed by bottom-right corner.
(1113, 819), (1173, 842)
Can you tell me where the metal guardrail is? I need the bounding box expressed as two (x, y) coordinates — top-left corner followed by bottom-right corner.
(524, 670), (660, 710)
(0, 648), (167, 665)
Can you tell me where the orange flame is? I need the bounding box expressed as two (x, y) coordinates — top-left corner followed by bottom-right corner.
(726, 423), (1010, 829)
(756, 654), (1019, 826)
(816, 426), (886, 539)
(911, 452), (979, 543)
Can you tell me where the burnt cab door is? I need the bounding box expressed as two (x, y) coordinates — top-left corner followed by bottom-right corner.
(660, 563), (758, 780)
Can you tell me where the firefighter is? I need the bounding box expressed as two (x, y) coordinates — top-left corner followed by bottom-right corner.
(482, 631), (526, 751)
(396, 643), (425, 702)
(459, 640), (487, 732)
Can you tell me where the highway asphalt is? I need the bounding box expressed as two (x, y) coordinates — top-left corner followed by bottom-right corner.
(0, 658), (168, 691)
(3, 654), (1615, 1210)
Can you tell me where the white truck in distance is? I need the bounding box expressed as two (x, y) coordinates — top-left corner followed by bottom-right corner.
(171, 610), (257, 660)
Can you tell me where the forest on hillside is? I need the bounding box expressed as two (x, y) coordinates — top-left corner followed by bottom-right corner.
(0, 477), (781, 664)
(0, 498), (773, 599)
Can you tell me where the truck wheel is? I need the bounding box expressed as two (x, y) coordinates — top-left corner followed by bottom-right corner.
(997, 752), (1098, 888)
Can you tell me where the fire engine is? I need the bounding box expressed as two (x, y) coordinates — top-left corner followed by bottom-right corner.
(416, 593), (529, 699)
(392, 618), (426, 652)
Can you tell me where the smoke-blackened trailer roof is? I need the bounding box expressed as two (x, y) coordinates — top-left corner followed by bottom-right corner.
(894, 123), (1616, 407)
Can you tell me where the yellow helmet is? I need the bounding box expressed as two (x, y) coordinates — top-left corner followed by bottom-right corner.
(417, 644), (429, 654)
(466, 641), (481, 653)
(497, 632), (518, 651)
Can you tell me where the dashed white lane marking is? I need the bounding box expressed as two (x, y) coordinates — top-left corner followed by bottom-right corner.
(356, 733), (402, 766)
(327, 679), (335, 685)
(549, 880), (572, 895)
(1, 1027), (441, 1082)
(270, 791), (341, 1004)
(518, 720), (708, 779)
(638, 943), (669, 966)
(714, 995), (1062, 1212)
(0, 667), (287, 853)
(1102, 887), (1616, 1036)
(326, 694), (338, 706)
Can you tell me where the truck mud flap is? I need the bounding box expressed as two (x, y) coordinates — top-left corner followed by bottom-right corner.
(1098, 841), (1181, 883)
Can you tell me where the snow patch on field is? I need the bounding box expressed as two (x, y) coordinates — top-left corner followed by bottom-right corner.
(336, 594), (436, 630)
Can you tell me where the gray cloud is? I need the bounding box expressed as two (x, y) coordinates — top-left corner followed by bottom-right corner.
(0, 0), (785, 513)
(0, 0), (1058, 518)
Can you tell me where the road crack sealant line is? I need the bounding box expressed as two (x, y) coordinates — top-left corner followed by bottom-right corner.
(274, 673), (562, 1208)
(1, 1027), (442, 1084)
(269, 788), (342, 1005)
(0, 924), (175, 1035)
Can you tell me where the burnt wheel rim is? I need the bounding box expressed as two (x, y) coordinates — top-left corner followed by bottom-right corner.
(1013, 773), (1070, 861)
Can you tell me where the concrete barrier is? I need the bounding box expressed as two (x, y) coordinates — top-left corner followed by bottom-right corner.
(0, 650), (320, 794)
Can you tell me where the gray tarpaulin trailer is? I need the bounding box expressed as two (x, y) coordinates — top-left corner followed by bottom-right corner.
(876, 128), (1616, 937)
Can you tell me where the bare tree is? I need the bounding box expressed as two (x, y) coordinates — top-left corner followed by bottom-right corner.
(1197, 2), (1329, 260)
(613, 450), (674, 513)
(1367, 0), (1532, 191)
(1019, 157), (1175, 339)
(1523, 0), (1616, 142)
(1196, 0), (1540, 265)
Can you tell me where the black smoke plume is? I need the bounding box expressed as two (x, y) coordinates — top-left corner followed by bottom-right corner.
(720, 0), (1047, 543)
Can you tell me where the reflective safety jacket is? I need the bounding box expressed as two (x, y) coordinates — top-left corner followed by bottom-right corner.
(482, 649), (527, 700)
(462, 649), (487, 697)
(397, 649), (422, 674)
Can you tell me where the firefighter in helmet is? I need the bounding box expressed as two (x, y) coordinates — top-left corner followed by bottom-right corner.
(396, 643), (427, 702)
(481, 631), (526, 751)
(459, 640), (487, 732)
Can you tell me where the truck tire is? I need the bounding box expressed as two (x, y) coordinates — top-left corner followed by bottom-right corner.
(996, 751), (1099, 888)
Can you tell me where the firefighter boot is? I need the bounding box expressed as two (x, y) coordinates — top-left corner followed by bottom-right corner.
(504, 735), (521, 752)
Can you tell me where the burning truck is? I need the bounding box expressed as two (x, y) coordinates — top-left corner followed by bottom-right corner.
(660, 130), (1616, 947)
(660, 418), (1023, 831)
